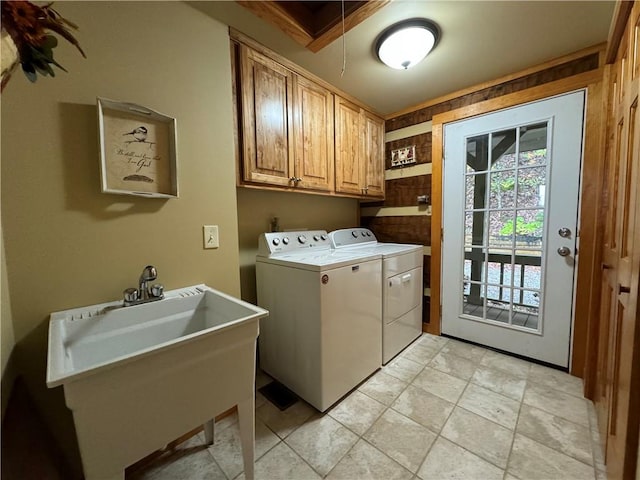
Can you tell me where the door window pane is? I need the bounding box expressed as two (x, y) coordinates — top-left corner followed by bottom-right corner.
(517, 167), (546, 208)
(518, 123), (548, 167)
(466, 134), (490, 172)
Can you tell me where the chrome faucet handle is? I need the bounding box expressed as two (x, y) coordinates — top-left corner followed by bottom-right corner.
(150, 283), (164, 298)
(123, 287), (139, 305)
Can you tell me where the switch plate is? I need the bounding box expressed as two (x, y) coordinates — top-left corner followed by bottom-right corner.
(203, 225), (219, 249)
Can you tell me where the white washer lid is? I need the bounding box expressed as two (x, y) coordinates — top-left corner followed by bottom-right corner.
(256, 249), (381, 271)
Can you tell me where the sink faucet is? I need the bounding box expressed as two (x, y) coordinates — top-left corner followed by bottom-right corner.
(123, 265), (165, 307)
(139, 265), (157, 301)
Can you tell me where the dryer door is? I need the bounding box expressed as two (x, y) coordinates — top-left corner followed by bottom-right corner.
(385, 266), (422, 323)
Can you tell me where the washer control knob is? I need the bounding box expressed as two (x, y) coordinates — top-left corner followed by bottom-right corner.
(298, 235), (307, 244)
(313, 235), (320, 241)
(272, 238), (280, 246)
(321, 234), (327, 241)
(352, 231), (359, 238)
(361, 232), (366, 237)
(282, 237), (289, 245)
(366, 231), (372, 237)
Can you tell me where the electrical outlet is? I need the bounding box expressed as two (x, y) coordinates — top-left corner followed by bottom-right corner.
(203, 225), (219, 249)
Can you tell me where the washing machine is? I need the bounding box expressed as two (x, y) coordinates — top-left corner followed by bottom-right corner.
(329, 228), (423, 364)
(256, 230), (382, 412)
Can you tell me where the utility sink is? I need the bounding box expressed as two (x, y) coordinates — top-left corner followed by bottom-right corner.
(46, 284), (268, 480)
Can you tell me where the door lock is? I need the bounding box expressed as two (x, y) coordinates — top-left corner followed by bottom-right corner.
(558, 227), (572, 238)
(557, 246), (571, 256)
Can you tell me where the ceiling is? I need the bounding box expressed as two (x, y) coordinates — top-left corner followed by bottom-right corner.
(189, 1), (615, 116)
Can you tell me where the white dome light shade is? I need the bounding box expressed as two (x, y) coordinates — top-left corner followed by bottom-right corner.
(376, 19), (439, 70)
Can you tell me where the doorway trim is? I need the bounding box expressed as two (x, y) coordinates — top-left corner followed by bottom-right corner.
(429, 67), (606, 379)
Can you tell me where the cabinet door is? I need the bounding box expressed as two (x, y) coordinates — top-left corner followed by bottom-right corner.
(240, 45), (294, 186)
(293, 76), (335, 192)
(362, 111), (385, 198)
(335, 96), (364, 195)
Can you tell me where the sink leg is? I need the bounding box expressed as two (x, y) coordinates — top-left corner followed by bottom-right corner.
(204, 418), (215, 446)
(237, 397), (255, 480)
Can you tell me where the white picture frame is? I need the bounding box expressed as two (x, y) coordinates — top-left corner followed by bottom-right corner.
(97, 97), (178, 198)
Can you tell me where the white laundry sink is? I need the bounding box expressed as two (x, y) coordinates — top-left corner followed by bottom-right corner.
(46, 284), (268, 480)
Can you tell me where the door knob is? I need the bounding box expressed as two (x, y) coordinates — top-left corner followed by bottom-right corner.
(557, 246), (571, 256)
(558, 227), (572, 238)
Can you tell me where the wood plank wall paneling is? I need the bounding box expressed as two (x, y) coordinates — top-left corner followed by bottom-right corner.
(381, 176), (432, 208)
(361, 215), (431, 245)
(385, 132), (432, 168)
(385, 52), (600, 131)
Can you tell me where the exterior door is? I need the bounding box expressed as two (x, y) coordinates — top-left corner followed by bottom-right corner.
(442, 91), (585, 367)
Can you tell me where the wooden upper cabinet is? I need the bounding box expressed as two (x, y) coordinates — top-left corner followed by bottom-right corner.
(335, 95), (364, 195)
(234, 37), (384, 199)
(240, 45), (294, 187)
(335, 96), (385, 198)
(293, 75), (335, 192)
(362, 111), (385, 198)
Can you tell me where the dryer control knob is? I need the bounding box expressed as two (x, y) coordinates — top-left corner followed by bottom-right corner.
(361, 232), (366, 237)
(298, 235), (307, 244)
(321, 234), (327, 241)
(272, 238), (280, 246)
(313, 235), (320, 241)
(282, 237), (289, 245)
(352, 231), (359, 238)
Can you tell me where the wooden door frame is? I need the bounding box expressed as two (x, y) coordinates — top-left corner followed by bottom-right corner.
(429, 67), (605, 379)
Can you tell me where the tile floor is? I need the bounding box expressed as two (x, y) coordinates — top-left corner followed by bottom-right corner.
(130, 334), (607, 480)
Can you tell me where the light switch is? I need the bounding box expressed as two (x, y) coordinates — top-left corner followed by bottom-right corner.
(203, 225), (219, 249)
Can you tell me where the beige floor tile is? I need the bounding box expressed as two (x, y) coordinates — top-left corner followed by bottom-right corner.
(458, 383), (520, 430)
(358, 370), (408, 406)
(328, 390), (386, 436)
(391, 384), (455, 433)
(416, 333), (449, 348)
(136, 434), (226, 480)
(235, 442), (321, 480)
(528, 363), (584, 397)
(401, 342), (442, 364)
(364, 409), (437, 473)
(523, 382), (590, 427)
(285, 414), (358, 476)
(508, 433), (596, 480)
(417, 437), (503, 480)
(255, 399), (315, 439)
(441, 407), (513, 468)
(326, 439), (413, 480)
(517, 404), (592, 465)
(470, 365), (527, 401)
(479, 350), (531, 378)
(384, 356), (424, 382)
(428, 351), (478, 381)
(440, 340), (488, 363)
(208, 419), (280, 479)
(411, 367), (467, 403)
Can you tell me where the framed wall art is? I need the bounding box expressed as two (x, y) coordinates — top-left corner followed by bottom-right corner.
(97, 97), (178, 198)
(390, 145), (416, 168)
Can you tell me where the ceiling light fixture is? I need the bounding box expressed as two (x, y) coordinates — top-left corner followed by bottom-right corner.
(375, 19), (440, 70)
